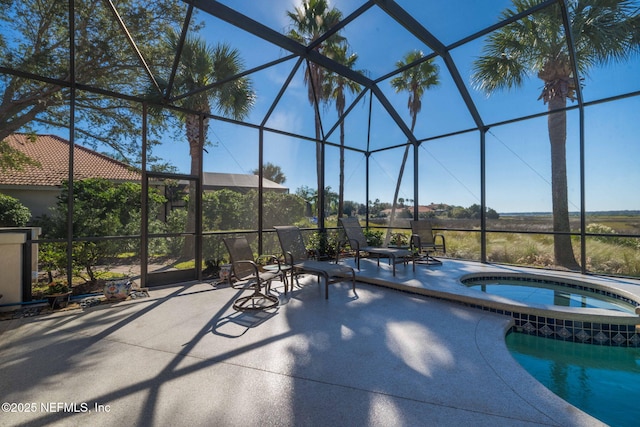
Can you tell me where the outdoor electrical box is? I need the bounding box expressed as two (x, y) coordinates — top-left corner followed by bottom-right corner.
(0, 232), (26, 310)
(0, 228), (40, 310)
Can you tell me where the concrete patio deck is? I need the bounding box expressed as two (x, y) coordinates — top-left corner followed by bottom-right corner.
(0, 258), (613, 426)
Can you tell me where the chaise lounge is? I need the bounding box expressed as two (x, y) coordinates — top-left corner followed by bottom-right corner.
(339, 217), (415, 276)
(274, 226), (356, 300)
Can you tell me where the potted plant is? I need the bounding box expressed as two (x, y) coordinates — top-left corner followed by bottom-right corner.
(103, 278), (132, 301)
(391, 232), (408, 247)
(46, 280), (71, 309)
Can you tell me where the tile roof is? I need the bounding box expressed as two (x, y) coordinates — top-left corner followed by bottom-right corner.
(0, 134), (141, 187)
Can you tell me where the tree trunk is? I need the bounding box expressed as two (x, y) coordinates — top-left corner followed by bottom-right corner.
(547, 96), (579, 269)
(315, 113), (323, 220)
(338, 119), (345, 218)
(307, 63), (324, 224)
(385, 114), (417, 246)
(181, 113), (205, 260)
(384, 144), (411, 246)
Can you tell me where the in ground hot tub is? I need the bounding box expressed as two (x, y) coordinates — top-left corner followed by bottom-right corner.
(459, 273), (640, 347)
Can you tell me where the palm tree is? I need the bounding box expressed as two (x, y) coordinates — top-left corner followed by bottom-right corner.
(471, 0), (640, 269)
(324, 42), (363, 218)
(286, 0), (344, 219)
(161, 32), (255, 258)
(386, 50), (440, 244)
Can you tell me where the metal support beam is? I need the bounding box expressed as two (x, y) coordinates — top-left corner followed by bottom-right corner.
(413, 140), (419, 220)
(480, 129), (487, 263)
(141, 104), (148, 287)
(261, 57), (304, 128)
(166, 5), (194, 100)
(189, 0), (374, 88)
(104, 0), (162, 95)
(373, 0), (484, 130)
(195, 115), (204, 281)
(371, 84), (417, 144)
(325, 88), (369, 140)
(560, 0), (587, 274)
(66, 0), (76, 287)
(258, 128), (264, 254)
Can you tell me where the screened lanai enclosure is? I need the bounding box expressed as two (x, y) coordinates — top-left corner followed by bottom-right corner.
(1, 0), (639, 293)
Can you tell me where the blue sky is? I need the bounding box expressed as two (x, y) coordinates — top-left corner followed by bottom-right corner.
(40, 0), (640, 213)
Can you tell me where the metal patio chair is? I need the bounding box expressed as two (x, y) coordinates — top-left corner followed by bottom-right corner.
(410, 220), (445, 265)
(338, 217), (415, 276)
(274, 226), (355, 300)
(223, 236), (283, 311)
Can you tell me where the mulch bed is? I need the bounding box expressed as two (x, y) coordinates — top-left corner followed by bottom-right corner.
(0, 285), (149, 321)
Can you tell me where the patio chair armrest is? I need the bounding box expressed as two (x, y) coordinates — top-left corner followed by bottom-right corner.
(284, 251), (295, 266)
(347, 237), (361, 252)
(234, 260), (261, 276)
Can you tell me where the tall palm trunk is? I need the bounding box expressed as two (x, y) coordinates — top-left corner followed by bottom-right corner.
(384, 114), (417, 245)
(314, 114), (323, 218)
(181, 112), (208, 259)
(547, 96), (579, 269)
(309, 64), (325, 221)
(336, 85), (345, 218)
(338, 103), (345, 218)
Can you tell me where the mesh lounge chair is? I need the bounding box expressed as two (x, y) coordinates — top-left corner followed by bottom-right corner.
(339, 217), (415, 276)
(410, 220), (445, 265)
(223, 236), (283, 310)
(274, 226), (355, 299)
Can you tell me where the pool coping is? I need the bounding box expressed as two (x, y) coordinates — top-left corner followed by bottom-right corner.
(351, 258), (640, 347)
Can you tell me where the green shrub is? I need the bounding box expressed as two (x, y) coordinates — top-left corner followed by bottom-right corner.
(0, 193), (31, 226)
(165, 208), (188, 257)
(587, 222), (639, 249)
(363, 228), (383, 246)
(390, 232), (409, 246)
(586, 223), (616, 241)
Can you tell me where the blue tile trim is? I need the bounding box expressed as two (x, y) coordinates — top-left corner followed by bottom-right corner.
(459, 276), (640, 347)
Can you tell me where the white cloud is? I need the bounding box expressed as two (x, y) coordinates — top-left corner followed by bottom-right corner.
(265, 111), (303, 135)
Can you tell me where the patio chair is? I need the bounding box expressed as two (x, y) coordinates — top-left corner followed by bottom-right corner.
(223, 236), (284, 310)
(410, 220), (445, 265)
(338, 217), (415, 276)
(273, 226), (355, 299)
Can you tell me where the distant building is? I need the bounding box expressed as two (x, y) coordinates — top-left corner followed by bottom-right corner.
(202, 172), (288, 194)
(1, 134), (289, 219)
(417, 205), (434, 215)
(0, 134), (140, 218)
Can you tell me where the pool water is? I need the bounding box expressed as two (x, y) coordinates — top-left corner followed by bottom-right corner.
(466, 280), (636, 313)
(506, 333), (640, 427)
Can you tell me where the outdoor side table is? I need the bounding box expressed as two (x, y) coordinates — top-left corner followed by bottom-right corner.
(262, 264), (292, 293)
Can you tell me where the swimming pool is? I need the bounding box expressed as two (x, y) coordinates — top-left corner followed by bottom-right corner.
(507, 332), (640, 427)
(459, 274), (640, 347)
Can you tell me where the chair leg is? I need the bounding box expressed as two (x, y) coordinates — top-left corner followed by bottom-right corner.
(233, 281), (278, 311)
(282, 272), (288, 294)
(322, 272), (329, 299)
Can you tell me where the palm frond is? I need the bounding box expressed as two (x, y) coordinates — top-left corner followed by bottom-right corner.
(472, 0), (640, 96)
